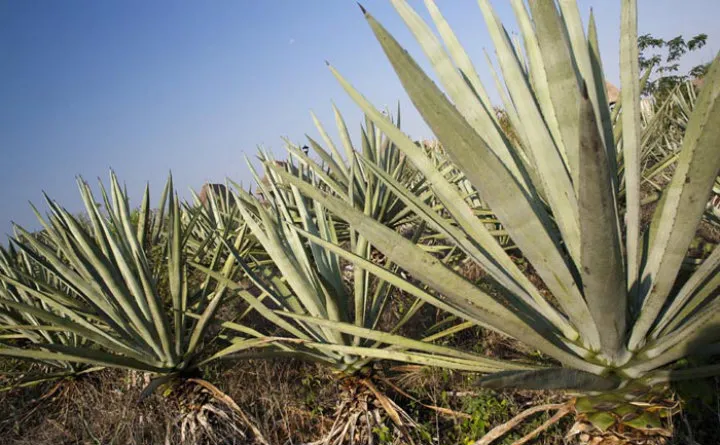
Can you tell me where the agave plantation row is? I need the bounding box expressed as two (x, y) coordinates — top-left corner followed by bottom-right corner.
(2, 0), (719, 441)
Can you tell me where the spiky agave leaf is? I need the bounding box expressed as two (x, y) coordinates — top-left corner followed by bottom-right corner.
(270, 0), (720, 393)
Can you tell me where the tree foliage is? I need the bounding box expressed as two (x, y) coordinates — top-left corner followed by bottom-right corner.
(639, 32), (709, 96)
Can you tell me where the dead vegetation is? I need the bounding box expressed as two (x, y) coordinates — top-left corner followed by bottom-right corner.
(1, 324), (718, 445)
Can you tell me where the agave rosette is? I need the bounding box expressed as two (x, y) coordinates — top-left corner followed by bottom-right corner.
(268, 0), (720, 398)
(197, 108), (523, 374)
(0, 173), (252, 379)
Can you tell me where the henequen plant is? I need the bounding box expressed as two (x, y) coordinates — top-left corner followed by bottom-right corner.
(199, 109), (437, 371)
(194, 158), (432, 443)
(0, 243), (103, 389)
(201, 111), (519, 373)
(0, 173), (239, 381)
(283, 105), (423, 233)
(271, 0), (720, 439)
(196, 110), (517, 442)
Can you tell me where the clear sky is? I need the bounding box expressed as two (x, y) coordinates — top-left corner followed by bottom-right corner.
(1, 0), (717, 238)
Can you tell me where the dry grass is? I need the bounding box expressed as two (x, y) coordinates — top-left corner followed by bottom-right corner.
(1, 349), (719, 444)
(0, 336), (570, 445)
(215, 359), (339, 444)
(0, 368), (256, 445)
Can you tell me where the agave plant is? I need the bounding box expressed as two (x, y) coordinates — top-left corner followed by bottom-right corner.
(0, 244), (105, 389)
(0, 173), (246, 382)
(634, 82), (696, 187)
(279, 105), (425, 233)
(420, 139), (515, 252)
(196, 117), (522, 441)
(628, 81), (720, 236)
(192, 167), (429, 442)
(198, 157), (431, 372)
(269, 0), (720, 439)
(199, 108), (519, 371)
(186, 182), (263, 270)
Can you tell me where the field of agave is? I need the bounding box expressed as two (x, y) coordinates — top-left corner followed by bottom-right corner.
(1, 0), (719, 444)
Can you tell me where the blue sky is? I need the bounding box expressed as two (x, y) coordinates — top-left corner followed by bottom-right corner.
(1, 0), (717, 238)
